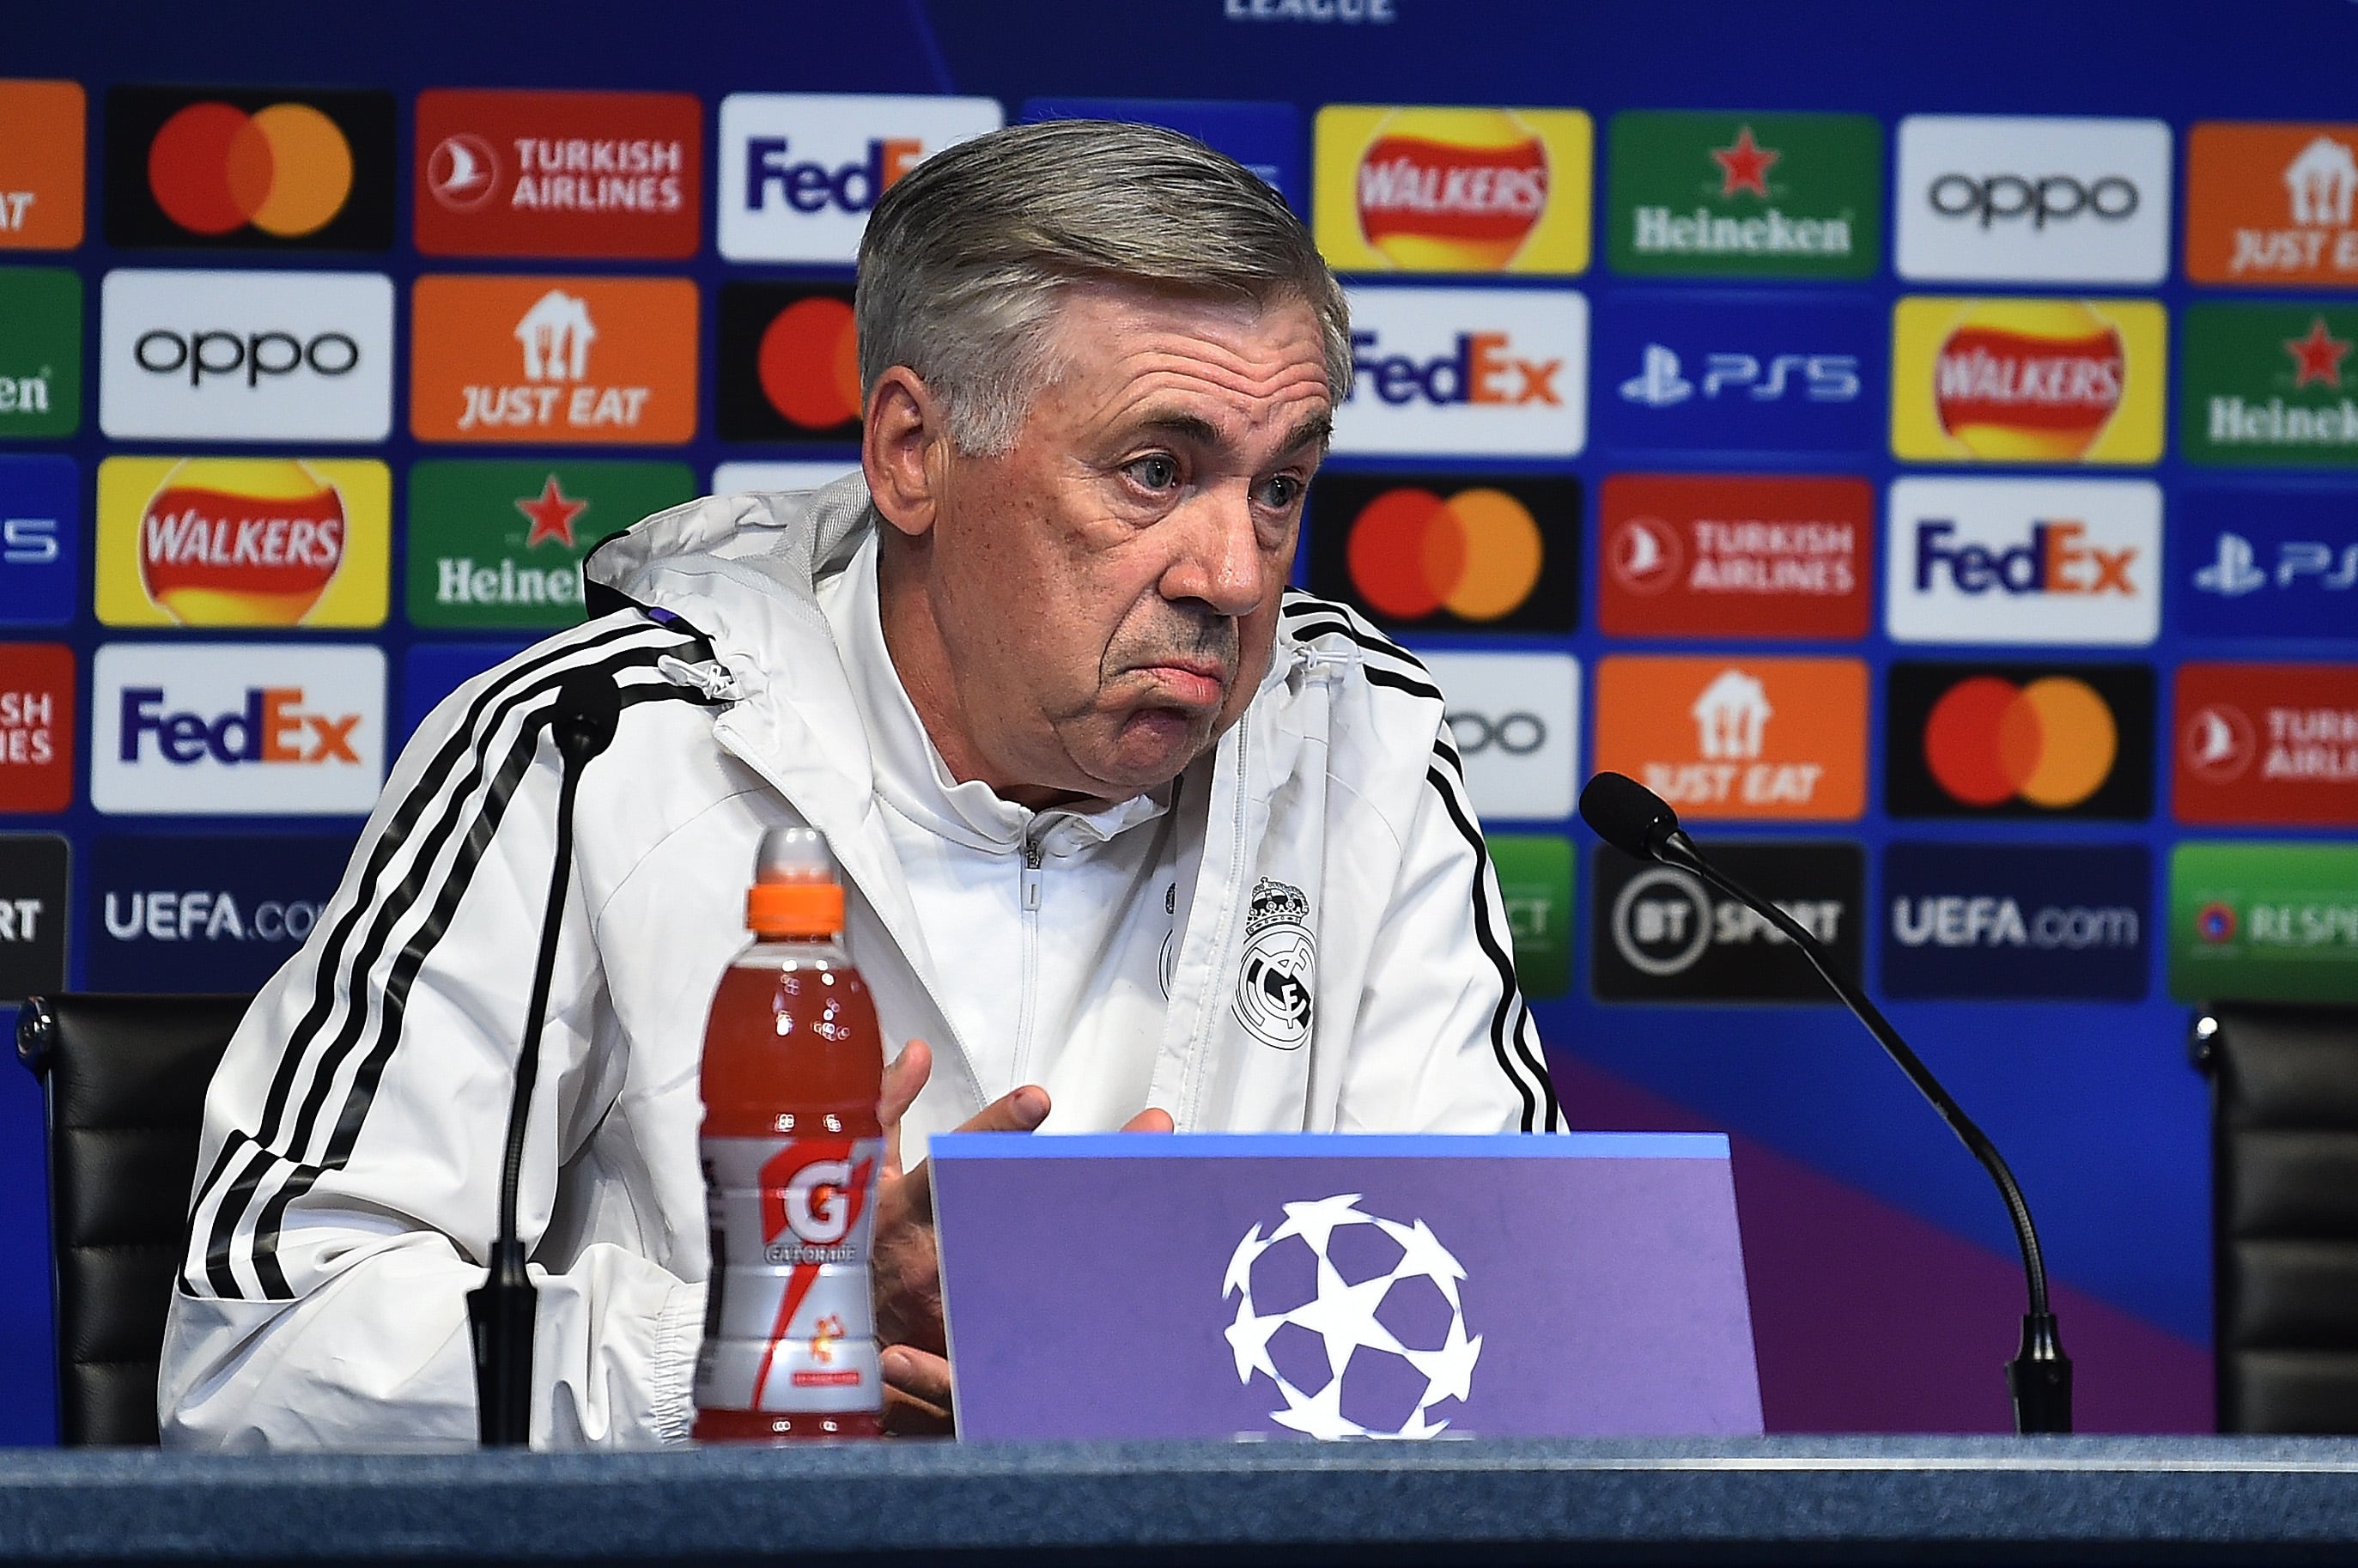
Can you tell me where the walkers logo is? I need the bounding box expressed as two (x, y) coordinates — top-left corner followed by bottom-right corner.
(0, 454), (77, 626)
(99, 269), (393, 442)
(94, 457), (389, 629)
(1422, 652), (1579, 821)
(1305, 471), (1577, 633)
(410, 276), (697, 445)
(1023, 98), (1304, 211)
(416, 88), (701, 259)
(1334, 286), (1586, 457)
(2175, 663), (2358, 827)
(1593, 655), (1867, 821)
(0, 81), (85, 250)
(1312, 105), (1591, 275)
(1597, 475), (1870, 641)
(2170, 841), (2358, 1004)
(1885, 660), (2154, 821)
(1884, 477), (2161, 646)
(82, 832), (352, 992)
(2185, 124), (2358, 288)
(1488, 834), (1572, 999)
(1883, 842), (2148, 1002)
(90, 642), (385, 816)
(407, 459), (696, 630)
(0, 643), (72, 813)
(0, 834), (68, 1004)
(104, 86), (394, 251)
(2181, 303), (2358, 469)
(1894, 116), (2172, 285)
(1891, 297), (2164, 465)
(717, 94), (1000, 264)
(0, 268), (81, 439)
(1591, 840), (1861, 1004)
(717, 282), (862, 444)
(1594, 293), (1877, 455)
(1607, 111), (1879, 281)
(2174, 490), (2358, 641)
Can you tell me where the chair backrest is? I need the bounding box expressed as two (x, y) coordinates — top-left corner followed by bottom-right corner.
(15, 994), (248, 1447)
(2194, 1000), (2358, 1434)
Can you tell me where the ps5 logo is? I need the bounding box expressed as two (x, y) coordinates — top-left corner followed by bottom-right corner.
(2192, 531), (2358, 598)
(1618, 343), (1861, 408)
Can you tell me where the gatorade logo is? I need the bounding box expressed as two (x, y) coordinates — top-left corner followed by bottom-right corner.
(105, 87), (394, 251)
(1308, 472), (1577, 632)
(96, 457), (391, 629)
(1885, 660), (2154, 821)
(719, 282), (863, 442)
(1316, 105), (1590, 275)
(758, 1140), (878, 1262)
(91, 642), (385, 815)
(1333, 287), (1587, 457)
(1891, 296), (2166, 465)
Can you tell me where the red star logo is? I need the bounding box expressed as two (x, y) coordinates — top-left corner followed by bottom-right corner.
(1711, 125), (1779, 199)
(2284, 315), (2351, 390)
(515, 474), (588, 550)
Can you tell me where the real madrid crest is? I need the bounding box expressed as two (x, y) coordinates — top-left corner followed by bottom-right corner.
(1234, 878), (1316, 1050)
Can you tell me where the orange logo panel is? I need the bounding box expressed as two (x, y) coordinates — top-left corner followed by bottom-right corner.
(0, 81), (86, 249)
(1595, 654), (1868, 821)
(2185, 122), (2358, 288)
(410, 274), (697, 445)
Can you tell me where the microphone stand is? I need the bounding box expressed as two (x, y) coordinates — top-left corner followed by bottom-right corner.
(469, 671), (621, 1447)
(1652, 830), (2072, 1434)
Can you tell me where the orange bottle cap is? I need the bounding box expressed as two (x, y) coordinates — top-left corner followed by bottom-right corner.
(747, 825), (844, 938)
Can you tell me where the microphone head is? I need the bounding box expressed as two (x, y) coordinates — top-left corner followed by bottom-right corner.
(1578, 771), (1681, 861)
(552, 669), (622, 764)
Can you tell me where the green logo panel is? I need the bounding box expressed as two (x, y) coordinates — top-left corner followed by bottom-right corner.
(1489, 833), (1574, 1000)
(1607, 110), (1881, 280)
(2181, 302), (2358, 469)
(407, 459), (698, 630)
(0, 267), (81, 439)
(2169, 841), (2358, 1004)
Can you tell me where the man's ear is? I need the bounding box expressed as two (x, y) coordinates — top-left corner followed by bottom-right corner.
(863, 367), (946, 541)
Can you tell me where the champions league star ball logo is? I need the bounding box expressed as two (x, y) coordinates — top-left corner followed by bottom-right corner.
(1233, 878), (1316, 1049)
(1221, 1194), (1482, 1440)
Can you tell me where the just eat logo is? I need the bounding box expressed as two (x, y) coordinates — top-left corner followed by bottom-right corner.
(91, 642), (385, 815)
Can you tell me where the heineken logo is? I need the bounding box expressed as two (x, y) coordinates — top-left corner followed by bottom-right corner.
(404, 459), (695, 629)
(1608, 111), (1879, 279)
(2184, 303), (2358, 469)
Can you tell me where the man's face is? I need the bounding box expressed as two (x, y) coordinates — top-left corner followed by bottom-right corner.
(891, 287), (1332, 806)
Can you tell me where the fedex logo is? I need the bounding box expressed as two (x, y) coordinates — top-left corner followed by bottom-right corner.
(119, 687), (362, 765)
(1912, 519), (2136, 595)
(1334, 286), (1587, 457)
(1886, 477), (2160, 647)
(718, 94), (1001, 263)
(92, 643), (384, 816)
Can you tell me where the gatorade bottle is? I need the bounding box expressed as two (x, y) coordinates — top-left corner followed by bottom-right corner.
(693, 826), (886, 1441)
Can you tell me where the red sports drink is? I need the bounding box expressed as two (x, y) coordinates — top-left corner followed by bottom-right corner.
(693, 826), (885, 1441)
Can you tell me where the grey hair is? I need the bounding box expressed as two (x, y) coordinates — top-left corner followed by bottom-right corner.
(855, 119), (1351, 456)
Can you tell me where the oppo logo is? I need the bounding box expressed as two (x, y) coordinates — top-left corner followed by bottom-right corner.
(1927, 172), (2140, 229)
(134, 328), (361, 387)
(1446, 708), (1546, 756)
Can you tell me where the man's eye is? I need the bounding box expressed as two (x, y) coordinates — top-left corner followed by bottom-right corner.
(1257, 475), (1304, 510)
(1127, 455), (1181, 491)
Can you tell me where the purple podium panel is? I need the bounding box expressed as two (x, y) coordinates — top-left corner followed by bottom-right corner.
(929, 1133), (1761, 1443)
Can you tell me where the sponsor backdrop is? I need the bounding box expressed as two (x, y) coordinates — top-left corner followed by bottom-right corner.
(2, 0), (2356, 1443)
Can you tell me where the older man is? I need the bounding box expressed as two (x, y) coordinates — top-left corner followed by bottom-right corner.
(160, 120), (1561, 1449)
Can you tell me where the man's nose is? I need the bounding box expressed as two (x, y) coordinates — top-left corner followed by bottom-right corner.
(1164, 486), (1270, 617)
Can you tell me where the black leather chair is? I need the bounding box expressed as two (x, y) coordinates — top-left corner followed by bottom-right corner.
(15, 994), (249, 1446)
(2194, 1000), (2358, 1433)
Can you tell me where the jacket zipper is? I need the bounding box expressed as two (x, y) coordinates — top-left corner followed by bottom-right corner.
(1014, 824), (1047, 1083)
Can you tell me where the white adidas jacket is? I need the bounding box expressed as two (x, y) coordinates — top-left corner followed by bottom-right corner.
(159, 477), (1563, 1450)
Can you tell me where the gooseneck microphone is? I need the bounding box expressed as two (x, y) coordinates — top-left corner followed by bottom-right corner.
(470, 669), (623, 1447)
(1577, 770), (2072, 1436)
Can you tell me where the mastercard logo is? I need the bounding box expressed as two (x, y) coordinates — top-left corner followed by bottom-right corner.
(757, 296), (861, 429)
(1355, 108), (1549, 270)
(147, 101), (354, 239)
(1931, 300), (2124, 461)
(1346, 485), (1543, 622)
(1923, 674), (2117, 809)
(137, 458), (348, 625)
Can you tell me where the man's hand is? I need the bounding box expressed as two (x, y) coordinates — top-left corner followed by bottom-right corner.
(871, 1042), (1170, 1434)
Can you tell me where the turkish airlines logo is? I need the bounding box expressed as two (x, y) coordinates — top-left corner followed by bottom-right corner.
(1896, 117), (2171, 284)
(1598, 475), (1871, 641)
(2182, 702), (2257, 783)
(1332, 286), (1586, 457)
(2174, 663), (2358, 828)
(0, 642), (72, 813)
(428, 134), (498, 210)
(100, 269), (393, 441)
(415, 90), (701, 259)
